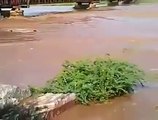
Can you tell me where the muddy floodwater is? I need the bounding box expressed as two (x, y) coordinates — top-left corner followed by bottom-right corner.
(57, 84), (158, 120)
(0, 3), (158, 120)
(1, 4), (158, 86)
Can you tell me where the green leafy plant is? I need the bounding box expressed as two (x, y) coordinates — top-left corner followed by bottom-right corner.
(32, 58), (144, 104)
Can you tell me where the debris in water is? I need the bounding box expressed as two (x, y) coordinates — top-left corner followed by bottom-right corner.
(7, 28), (35, 33)
(33, 29), (37, 32)
(105, 53), (111, 56)
(10, 30), (13, 32)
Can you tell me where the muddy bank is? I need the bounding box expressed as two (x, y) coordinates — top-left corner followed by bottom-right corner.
(0, 4), (158, 87)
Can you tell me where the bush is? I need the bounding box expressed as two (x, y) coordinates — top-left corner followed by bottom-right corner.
(32, 58), (144, 104)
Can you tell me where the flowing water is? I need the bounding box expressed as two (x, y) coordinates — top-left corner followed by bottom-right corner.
(57, 83), (158, 120)
(0, 4), (158, 120)
(0, 4), (158, 86)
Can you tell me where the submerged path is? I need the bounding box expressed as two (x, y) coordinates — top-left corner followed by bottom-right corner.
(0, 4), (158, 86)
(0, 3), (158, 120)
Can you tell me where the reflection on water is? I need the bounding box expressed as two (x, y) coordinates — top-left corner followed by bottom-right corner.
(22, 6), (74, 16)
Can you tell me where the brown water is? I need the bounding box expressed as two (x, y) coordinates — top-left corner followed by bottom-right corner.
(0, 3), (158, 120)
(57, 84), (158, 120)
(1, 4), (158, 86)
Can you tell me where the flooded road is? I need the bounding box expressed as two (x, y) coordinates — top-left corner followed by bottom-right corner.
(1, 3), (158, 120)
(0, 4), (158, 87)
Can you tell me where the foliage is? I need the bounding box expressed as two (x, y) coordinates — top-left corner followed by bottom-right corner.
(136, 0), (158, 3)
(32, 58), (144, 104)
(0, 104), (45, 120)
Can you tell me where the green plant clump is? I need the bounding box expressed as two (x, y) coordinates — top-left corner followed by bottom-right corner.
(32, 58), (144, 104)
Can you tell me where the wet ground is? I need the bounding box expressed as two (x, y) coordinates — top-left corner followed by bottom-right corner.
(0, 3), (158, 120)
